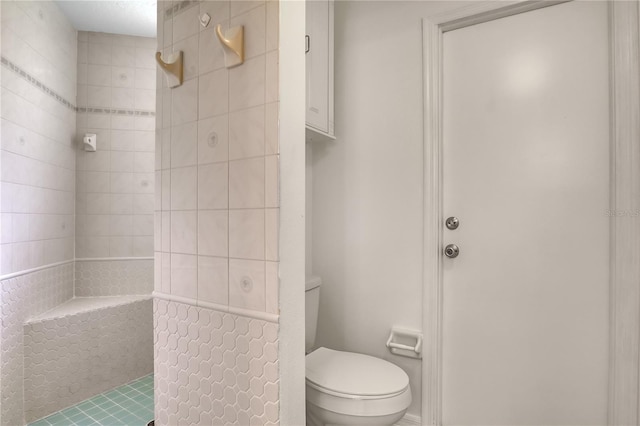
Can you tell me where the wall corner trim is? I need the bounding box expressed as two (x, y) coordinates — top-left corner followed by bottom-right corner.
(608, 2), (640, 424)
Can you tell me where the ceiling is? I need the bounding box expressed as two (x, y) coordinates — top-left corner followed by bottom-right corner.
(55, 0), (157, 38)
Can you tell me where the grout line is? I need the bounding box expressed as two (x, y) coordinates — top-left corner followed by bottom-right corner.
(226, 28), (231, 308)
(195, 18), (201, 305)
(0, 117), (78, 167)
(263, 0), (269, 315)
(1, 149), (77, 174)
(0, 93), (76, 148)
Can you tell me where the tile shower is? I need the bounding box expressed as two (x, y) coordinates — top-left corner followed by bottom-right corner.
(0, 1), (155, 424)
(1, 0), (284, 424)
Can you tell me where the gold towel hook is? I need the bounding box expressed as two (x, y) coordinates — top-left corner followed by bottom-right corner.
(215, 24), (244, 68)
(155, 51), (183, 88)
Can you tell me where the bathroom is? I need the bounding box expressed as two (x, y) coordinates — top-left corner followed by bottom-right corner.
(1, 1), (157, 424)
(1, 0), (639, 425)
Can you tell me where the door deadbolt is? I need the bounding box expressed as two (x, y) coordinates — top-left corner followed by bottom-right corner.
(444, 244), (459, 258)
(446, 217), (459, 230)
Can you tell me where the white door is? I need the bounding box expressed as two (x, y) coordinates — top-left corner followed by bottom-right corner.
(442, 2), (610, 425)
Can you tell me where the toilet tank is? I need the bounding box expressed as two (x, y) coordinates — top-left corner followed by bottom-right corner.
(305, 275), (322, 353)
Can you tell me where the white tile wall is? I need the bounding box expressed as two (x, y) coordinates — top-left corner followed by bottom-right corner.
(155, 1), (280, 423)
(154, 299), (279, 425)
(75, 259), (154, 296)
(171, 210), (198, 254)
(0, 0), (77, 275)
(1, 259), (154, 426)
(1, 259), (153, 425)
(155, 0), (280, 312)
(76, 31), (156, 259)
(0, 263), (74, 426)
(198, 163), (228, 209)
(2, 4), (158, 423)
(170, 253), (197, 299)
(1, 4), (80, 421)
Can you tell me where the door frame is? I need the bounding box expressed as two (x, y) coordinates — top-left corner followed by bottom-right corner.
(421, 1), (640, 424)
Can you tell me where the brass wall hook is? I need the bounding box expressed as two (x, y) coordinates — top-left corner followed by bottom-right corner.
(156, 51), (183, 88)
(215, 24), (244, 68)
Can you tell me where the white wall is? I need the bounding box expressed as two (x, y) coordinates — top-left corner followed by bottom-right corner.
(0, 5), (77, 419)
(153, 0), (279, 311)
(0, 0), (77, 275)
(153, 0), (284, 423)
(309, 1), (473, 418)
(75, 31), (156, 259)
(279, 0), (307, 423)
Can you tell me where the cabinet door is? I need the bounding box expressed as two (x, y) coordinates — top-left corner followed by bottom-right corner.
(306, 0), (330, 133)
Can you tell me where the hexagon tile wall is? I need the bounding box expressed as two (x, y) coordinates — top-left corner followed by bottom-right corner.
(0, 263), (74, 426)
(75, 259), (154, 296)
(153, 299), (279, 425)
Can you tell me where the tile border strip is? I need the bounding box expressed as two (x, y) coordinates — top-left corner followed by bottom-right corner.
(1, 56), (155, 117)
(77, 107), (156, 117)
(1, 56), (76, 111)
(0, 258), (152, 281)
(164, 0), (199, 20)
(75, 257), (154, 262)
(0, 259), (75, 281)
(152, 291), (280, 324)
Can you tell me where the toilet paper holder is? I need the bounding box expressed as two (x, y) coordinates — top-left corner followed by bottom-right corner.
(386, 327), (423, 359)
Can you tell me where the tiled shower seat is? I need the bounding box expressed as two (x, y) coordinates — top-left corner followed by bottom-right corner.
(23, 296), (153, 423)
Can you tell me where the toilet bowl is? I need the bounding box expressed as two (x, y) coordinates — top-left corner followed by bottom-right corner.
(305, 347), (411, 426)
(305, 277), (412, 425)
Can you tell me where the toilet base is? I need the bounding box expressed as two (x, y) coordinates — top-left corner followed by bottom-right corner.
(306, 401), (407, 426)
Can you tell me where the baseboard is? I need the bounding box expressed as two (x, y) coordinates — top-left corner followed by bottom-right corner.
(395, 413), (422, 426)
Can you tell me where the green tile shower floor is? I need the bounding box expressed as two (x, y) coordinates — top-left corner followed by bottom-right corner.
(29, 374), (154, 426)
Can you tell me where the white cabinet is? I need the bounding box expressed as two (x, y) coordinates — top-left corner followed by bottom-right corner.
(306, 0), (334, 141)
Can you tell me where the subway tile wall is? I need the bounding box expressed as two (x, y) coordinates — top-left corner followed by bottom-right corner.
(76, 31), (157, 259)
(154, 0), (280, 423)
(0, 0), (78, 275)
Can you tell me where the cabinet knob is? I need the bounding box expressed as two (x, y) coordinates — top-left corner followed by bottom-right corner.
(305, 35), (310, 53)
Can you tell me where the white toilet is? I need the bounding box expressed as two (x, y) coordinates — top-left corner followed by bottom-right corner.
(305, 276), (412, 426)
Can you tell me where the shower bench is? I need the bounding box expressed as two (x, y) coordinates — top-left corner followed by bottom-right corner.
(23, 295), (153, 423)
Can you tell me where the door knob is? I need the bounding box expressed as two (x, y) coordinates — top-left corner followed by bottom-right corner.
(444, 244), (460, 258)
(445, 217), (459, 230)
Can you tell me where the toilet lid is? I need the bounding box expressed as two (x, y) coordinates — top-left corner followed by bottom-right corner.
(305, 347), (409, 397)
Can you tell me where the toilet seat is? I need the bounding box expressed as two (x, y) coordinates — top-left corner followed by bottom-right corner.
(305, 347), (411, 417)
(306, 380), (407, 400)
(306, 382), (412, 418)
(306, 347), (410, 397)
